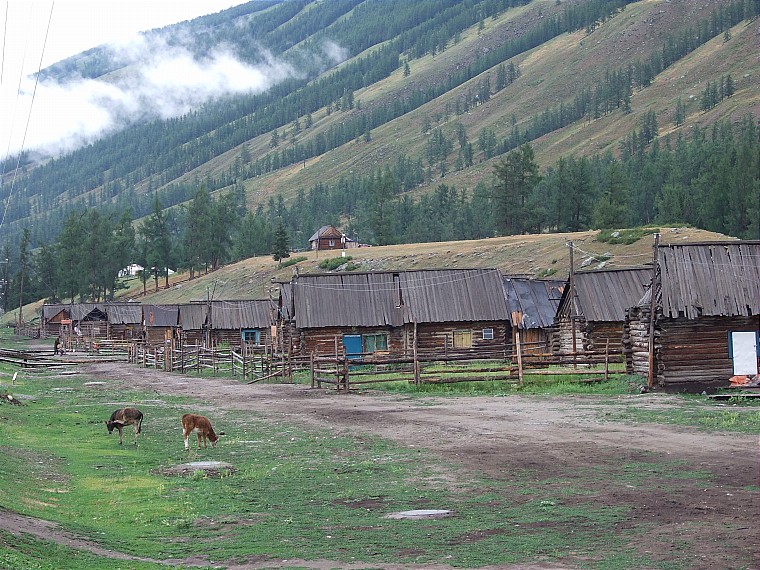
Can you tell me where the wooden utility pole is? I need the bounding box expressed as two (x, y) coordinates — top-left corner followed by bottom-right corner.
(647, 233), (660, 388)
(568, 240), (577, 358)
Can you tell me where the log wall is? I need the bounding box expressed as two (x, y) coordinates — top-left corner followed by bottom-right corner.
(655, 316), (759, 387)
(410, 321), (509, 357)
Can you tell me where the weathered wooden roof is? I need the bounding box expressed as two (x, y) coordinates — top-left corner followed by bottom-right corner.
(211, 300), (272, 329)
(658, 241), (760, 318)
(564, 268), (652, 322)
(178, 303), (207, 330)
(71, 303), (107, 322)
(502, 278), (564, 329)
(309, 225), (342, 242)
(278, 283), (294, 321)
(42, 304), (68, 320)
(142, 305), (179, 327)
(400, 269), (509, 323)
(105, 303), (142, 324)
(292, 269), (508, 328)
(293, 272), (403, 328)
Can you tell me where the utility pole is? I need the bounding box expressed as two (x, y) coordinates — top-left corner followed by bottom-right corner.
(568, 240), (576, 356)
(647, 233), (660, 389)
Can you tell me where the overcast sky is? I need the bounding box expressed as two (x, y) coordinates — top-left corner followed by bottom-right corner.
(0, 0), (268, 160)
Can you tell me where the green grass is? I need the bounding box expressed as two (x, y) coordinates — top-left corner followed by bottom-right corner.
(0, 330), (752, 569)
(0, 367), (676, 569)
(606, 397), (760, 434)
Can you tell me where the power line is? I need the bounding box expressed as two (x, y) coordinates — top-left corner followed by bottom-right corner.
(0, 2), (54, 233)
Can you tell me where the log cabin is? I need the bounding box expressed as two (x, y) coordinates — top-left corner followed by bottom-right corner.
(625, 241), (760, 390)
(283, 268), (510, 359)
(555, 268), (652, 356)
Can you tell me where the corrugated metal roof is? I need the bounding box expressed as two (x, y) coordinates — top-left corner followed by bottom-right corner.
(179, 303), (207, 330)
(211, 300), (272, 329)
(292, 269), (508, 328)
(503, 278), (564, 329)
(142, 305), (179, 327)
(572, 268), (652, 322)
(105, 303), (142, 324)
(659, 241), (760, 318)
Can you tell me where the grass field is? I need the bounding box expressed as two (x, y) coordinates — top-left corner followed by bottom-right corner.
(0, 330), (758, 569)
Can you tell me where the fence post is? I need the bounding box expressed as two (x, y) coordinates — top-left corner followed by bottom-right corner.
(516, 329), (524, 386)
(604, 339), (609, 381)
(413, 322), (420, 385)
(310, 352), (315, 388)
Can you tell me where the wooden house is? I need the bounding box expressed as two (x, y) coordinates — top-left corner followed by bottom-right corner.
(286, 268), (510, 358)
(104, 302), (143, 340)
(70, 303), (109, 339)
(502, 278), (564, 354)
(308, 225), (356, 251)
(42, 304), (69, 337)
(209, 299), (274, 348)
(142, 304), (179, 345)
(178, 303), (208, 345)
(555, 268), (651, 355)
(625, 241), (760, 390)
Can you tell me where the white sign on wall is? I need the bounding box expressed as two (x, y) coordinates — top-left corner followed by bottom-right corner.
(730, 331), (759, 376)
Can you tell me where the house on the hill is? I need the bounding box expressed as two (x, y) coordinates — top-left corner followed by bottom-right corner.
(309, 225), (356, 251)
(624, 241), (760, 390)
(555, 268), (652, 355)
(502, 277), (564, 354)
(283, 268), (510, 358)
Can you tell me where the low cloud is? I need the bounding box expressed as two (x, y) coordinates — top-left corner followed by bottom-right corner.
(2, 32), (335, 160)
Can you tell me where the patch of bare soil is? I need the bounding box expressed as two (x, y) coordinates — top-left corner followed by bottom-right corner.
(4, 361), (758, 569)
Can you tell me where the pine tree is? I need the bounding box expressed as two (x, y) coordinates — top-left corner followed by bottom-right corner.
(272, 218), (290, 266)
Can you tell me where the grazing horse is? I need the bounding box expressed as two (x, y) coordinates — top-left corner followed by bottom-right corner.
(105, 408), (143, 446)
(182, 414), (223, 449)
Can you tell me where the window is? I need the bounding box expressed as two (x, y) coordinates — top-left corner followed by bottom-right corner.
(242, 329), (261, 345)
(482, 328), (494, 340)
(363, 333), (388, 353)
(453, 330), (472, 348)
(329, 239), (335, 247)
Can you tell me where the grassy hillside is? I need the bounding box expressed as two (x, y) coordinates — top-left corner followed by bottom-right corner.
(225, 0), (759, 206)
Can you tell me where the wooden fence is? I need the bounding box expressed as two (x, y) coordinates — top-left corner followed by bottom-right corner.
(308, 344), (625, 392)
(130, 342), (294, 383)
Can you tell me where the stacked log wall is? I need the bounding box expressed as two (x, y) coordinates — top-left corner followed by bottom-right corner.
(298, 326), (404, 357)
(656, 316), (759, 387)
(555, 316), (587, 354)
(624, 306), (651, 376)
(411, 321), (509, 357)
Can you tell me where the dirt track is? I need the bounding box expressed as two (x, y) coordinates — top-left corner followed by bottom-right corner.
(2, 361), (758, 569)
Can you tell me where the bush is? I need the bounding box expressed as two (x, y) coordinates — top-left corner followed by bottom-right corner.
(279, 256), (307, 268)
(596, 227), (659, 245)
(318, 256), (352, 270)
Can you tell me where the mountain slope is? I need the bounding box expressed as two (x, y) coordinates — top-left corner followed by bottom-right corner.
(0, 0), (757, 249)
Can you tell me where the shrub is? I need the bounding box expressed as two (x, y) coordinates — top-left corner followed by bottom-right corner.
(318, 256), (352, 270)
(279, 256), (307, 268)
(596, 227), (659, 245)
